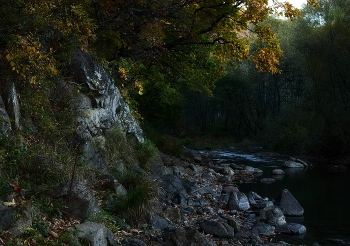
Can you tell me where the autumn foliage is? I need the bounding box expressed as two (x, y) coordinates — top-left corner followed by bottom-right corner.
(0, 0), (319, 129)
(0, 0), (318, 85)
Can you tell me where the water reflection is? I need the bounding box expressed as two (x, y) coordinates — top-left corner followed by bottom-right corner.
(282, 168), (305, 176)
(272, 174), (284, 180)
(213, 148), (350, 245)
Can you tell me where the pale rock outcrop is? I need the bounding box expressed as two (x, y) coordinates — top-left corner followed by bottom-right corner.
(70, 49), (144, 143)
(0, 95), (11, 136)
(0, 82), (21, 135)
(6, 82), (21, 131)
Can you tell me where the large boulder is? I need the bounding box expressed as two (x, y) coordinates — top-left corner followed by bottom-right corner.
(69, 49), (144, 142)
(74, 222), (117, 246)
(53, 181), (100, 220)
(0, 207), (16, 231)
(265, 206), (287, 226)
(272, 169), (285, 175)
(228, 190), (250, 211)
(247, 191), (273, 209)
(0, 206), (32, 237)
(160, 174), (186, 194)
(275, 189), (304, 216)
(149, 213), (169, 230)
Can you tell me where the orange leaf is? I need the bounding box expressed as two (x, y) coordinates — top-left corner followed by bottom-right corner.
(10, 183), (22, 192)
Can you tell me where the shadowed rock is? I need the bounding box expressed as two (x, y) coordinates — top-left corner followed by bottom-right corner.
(283, 161), (305, 168)
(272, 169), (285, 175)
(199, 220), (234, 239)
(53, 181), (100, 220)
(275, 189), (304, 216)
(265, 206), (287, 226)
(228, 190), (250, 211)
(75, 222), (117, 246)
(287, 223), (307, 235)
(166, 227), (217, 246)
(251, 222), (275, 236)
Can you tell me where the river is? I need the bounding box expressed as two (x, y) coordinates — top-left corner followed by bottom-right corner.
(212, 147), (350, 245)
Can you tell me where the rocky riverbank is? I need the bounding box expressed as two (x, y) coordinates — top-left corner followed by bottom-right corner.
(118, 149), (309, 246)
(0, 50), (312, 246)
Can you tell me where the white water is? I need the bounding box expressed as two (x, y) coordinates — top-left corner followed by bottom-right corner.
(212, 149), (271, 162)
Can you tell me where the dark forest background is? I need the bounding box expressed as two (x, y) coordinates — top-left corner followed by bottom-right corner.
(143, 0), (350, 163)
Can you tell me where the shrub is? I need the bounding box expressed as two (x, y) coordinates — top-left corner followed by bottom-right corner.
(135, 139), (158, 171)
(87, 210), (121, 234)
(106, 171), (156, 225)
(93, 126), (158, 173)
(151, 134), (183, 155)
(93, 127), (135, 169)
(0, 136), (27, 199)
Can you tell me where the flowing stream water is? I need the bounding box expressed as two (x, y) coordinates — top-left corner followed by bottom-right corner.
(212, 147), (350, 246)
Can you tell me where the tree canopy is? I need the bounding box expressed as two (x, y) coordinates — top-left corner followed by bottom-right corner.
(0, 0), (322, 141)
(179, 0), (350, 162)
(0, 0), (318, 86)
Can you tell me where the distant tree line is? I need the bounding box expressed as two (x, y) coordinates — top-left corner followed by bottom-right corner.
(181, 0), (350, 163)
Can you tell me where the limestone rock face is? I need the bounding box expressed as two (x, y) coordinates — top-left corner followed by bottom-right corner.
(0, 95), (11, 136)
(6, 82), (21, 131)
(0, 82), (21, 136)
(70, 49), (144, 142)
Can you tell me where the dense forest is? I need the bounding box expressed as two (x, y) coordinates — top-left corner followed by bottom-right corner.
(1, 0), (348, 162)
(2, 0), (350, 245)
(180, 0), (350, 163)
(137, 0), (350, 164)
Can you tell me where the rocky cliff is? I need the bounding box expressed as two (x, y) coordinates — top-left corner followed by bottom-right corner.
(0, 49), (144, 143)
(0, 49), (147, 245)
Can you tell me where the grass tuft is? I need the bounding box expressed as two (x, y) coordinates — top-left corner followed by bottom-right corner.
(106, 171), (156, 225)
